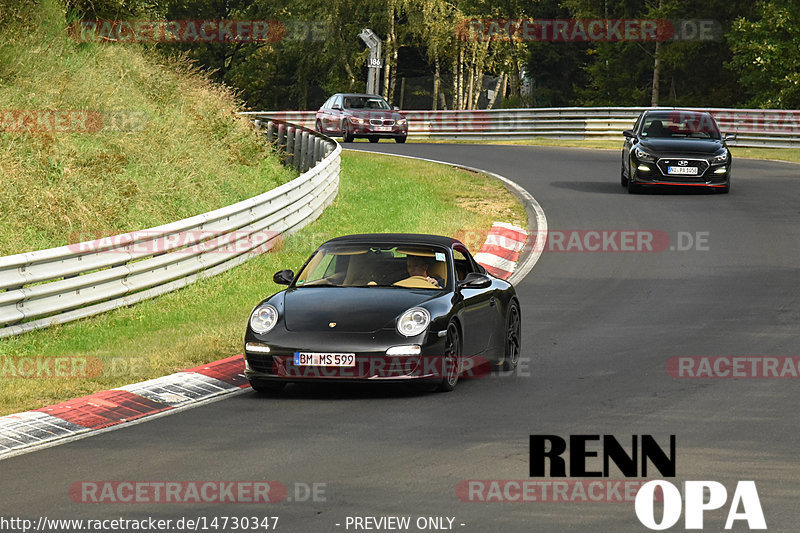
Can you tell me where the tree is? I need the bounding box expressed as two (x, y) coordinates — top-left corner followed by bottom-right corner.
(728, 0), (800, 108)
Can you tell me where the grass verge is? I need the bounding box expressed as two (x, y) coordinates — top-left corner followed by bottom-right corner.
(0, 0), (294, 256)
(0, 150), (527, 415)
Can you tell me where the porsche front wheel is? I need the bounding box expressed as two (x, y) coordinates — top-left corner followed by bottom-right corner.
(438, 321), (462, 392)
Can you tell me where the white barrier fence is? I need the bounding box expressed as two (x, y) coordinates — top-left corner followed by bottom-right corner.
(242, 107), (800, 148)
(0, 121), (340, 338)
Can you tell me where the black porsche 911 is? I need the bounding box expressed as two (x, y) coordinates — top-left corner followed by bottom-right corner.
(243, 234), (521, 393)
(621, 109), (736, 193)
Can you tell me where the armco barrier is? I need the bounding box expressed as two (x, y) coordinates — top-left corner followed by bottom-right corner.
(0, 120), (340, 338)
(242, 107), (800, 148)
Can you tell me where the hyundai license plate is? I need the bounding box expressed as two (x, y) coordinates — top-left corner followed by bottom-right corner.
(667, 166), (698, 175)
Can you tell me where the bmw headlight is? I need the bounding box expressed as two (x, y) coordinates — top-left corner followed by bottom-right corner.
(634, 147), (655, 162)
(348, 116), (365, 125)
(711, 152), (729, 163)
(397, 118), (407, 125)
(396, 307), (430, 337)
(250, 304), (279, 334)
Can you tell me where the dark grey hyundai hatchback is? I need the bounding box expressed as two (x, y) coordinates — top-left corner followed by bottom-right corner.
(621, 109), (736, 193)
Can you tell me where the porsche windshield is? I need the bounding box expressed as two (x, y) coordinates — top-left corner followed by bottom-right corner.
(294, 244), (448, 290)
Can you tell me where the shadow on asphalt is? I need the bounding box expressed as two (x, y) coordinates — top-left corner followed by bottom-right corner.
(549, 180), (623, 194)
(242, 381), (448, 401)
(550, 180), (724, 195)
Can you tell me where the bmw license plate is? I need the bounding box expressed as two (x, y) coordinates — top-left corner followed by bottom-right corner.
(667, 166), (698, 175)
(373, 126), (392, 132)
(293, 352), (356, 367)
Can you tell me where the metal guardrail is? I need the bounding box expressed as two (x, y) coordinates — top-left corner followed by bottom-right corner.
(0, 121), (340, 338)
(242, 107), (800, 148)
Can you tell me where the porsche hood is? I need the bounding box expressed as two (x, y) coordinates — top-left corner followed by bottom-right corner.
(281, 287), (439, 333)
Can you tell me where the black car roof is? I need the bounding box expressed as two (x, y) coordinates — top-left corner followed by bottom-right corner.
(324, 233), (460, 247)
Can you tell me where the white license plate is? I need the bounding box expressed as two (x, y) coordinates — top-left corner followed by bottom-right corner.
(667, 166), (698, 175)
(293, 352), (356, 367)
(373, 126), (392, 132)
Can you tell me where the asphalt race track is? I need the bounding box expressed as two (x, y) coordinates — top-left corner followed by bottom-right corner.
(2, 143), (799, 532)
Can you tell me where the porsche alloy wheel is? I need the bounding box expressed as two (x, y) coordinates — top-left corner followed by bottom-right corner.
(502, 301), (521, 371)
(438, 321), (462, 392)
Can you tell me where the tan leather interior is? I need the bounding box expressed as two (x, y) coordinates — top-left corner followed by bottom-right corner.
(393, 275), (439, 289)
(343, 253), (378, 285)
(428, 260), (446, 283)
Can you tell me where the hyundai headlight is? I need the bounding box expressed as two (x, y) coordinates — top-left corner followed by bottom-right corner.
(250, 305), (279, 334)
(396, 307), (430, 337)
(634, 147), (655, 162)
(712, 152), (729, 163)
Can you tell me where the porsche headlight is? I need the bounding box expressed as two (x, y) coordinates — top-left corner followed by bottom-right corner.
(396, 307), (430, 337)
(711, 152), (729, 163)
(634, 147), (655, 162)
(250, 304), (279, 334)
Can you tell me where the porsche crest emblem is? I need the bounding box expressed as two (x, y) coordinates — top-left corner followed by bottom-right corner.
(329, 322), (336, 328)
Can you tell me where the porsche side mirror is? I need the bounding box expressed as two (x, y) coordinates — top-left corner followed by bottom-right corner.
(724, 133), (737, 142)
(622, 130), (634, 138)
(458, 272), (491, 289)
(273, 269), (294, 285)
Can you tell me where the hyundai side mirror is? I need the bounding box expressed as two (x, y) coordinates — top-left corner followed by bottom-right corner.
(273, 269), (294, 285)
(622, 130), (635, 138)
(724, 133), (737, 142)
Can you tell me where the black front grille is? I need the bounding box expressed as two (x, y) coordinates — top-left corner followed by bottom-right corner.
(656, 158), (710, 178)
(369, 119), (394, 126)
(247, 355), (275, 374)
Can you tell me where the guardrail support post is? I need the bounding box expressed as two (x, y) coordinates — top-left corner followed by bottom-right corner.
(313, 136), (322, 165)
(284, 126), (294, 167)
(277, 123), (286, 158)
(299, 131), (310, 172)
(292, 129), (302, 171)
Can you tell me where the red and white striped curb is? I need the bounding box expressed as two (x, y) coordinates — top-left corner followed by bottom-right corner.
(474, 222), (528, 280)
(0, 355), (248, 461)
